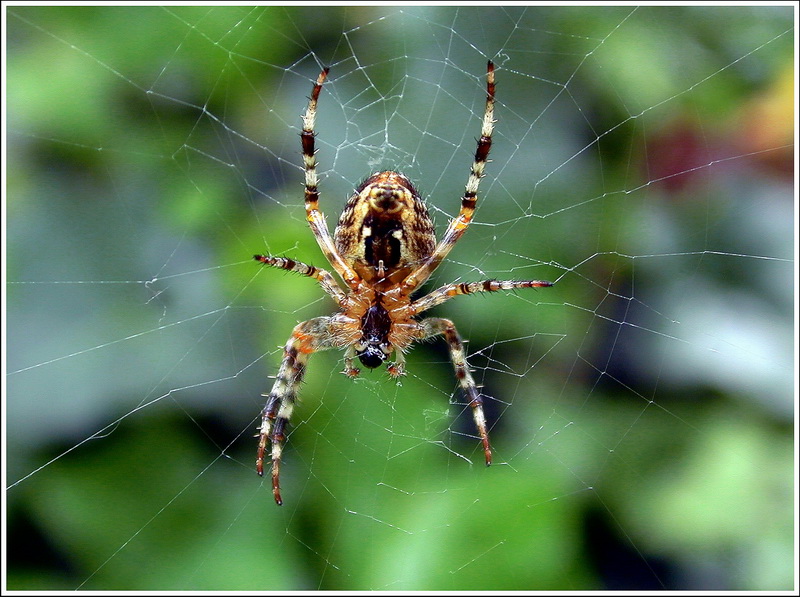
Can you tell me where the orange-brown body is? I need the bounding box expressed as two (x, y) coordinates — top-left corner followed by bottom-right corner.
(254, 62), (552, 506)
(329, 171), (435, 368)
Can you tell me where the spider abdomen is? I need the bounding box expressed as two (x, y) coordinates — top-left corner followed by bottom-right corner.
(335, 171), (435, 286)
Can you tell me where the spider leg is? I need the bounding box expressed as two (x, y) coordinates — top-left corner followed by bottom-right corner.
(419, 317), (492, 466)
(301, 67), (361, 291)
(257, 316), (333, 505)
(254, 254), (346, 305)
(386, 349), (407, 378)
(343, 344), (360, 378)
(402, 61), (496, 292)
(411, 278), (553, 315)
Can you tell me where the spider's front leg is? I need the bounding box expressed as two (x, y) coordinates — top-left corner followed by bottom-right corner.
(419, 317), (492, 466)
(257, 316), (332, 505)
(342, 345), (361, 378)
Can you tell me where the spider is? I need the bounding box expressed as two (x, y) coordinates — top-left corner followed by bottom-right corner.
(254, 61), (552, 505)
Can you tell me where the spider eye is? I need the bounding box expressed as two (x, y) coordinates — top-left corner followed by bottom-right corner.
(357, 346), (386, 369)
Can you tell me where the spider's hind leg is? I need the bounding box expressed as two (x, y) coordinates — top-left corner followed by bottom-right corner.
(400, 60), (496, 293)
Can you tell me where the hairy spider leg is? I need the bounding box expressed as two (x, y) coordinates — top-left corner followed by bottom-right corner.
(401, 60), (496, 293)
(411, 278), (554, 315)
(301, 67), (361, 291)
(420, 317), (492, 466)
(257, 317), (334, 505)
(253, 255), (346, 305)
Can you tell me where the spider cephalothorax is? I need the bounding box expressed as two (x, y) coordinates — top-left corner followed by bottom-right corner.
(254, 62), (552, 505)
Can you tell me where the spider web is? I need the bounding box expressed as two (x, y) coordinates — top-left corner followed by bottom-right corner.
(4, 4), (796, 591)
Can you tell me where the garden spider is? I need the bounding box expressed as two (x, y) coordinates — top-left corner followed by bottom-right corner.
(254, 61), (552, 505)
